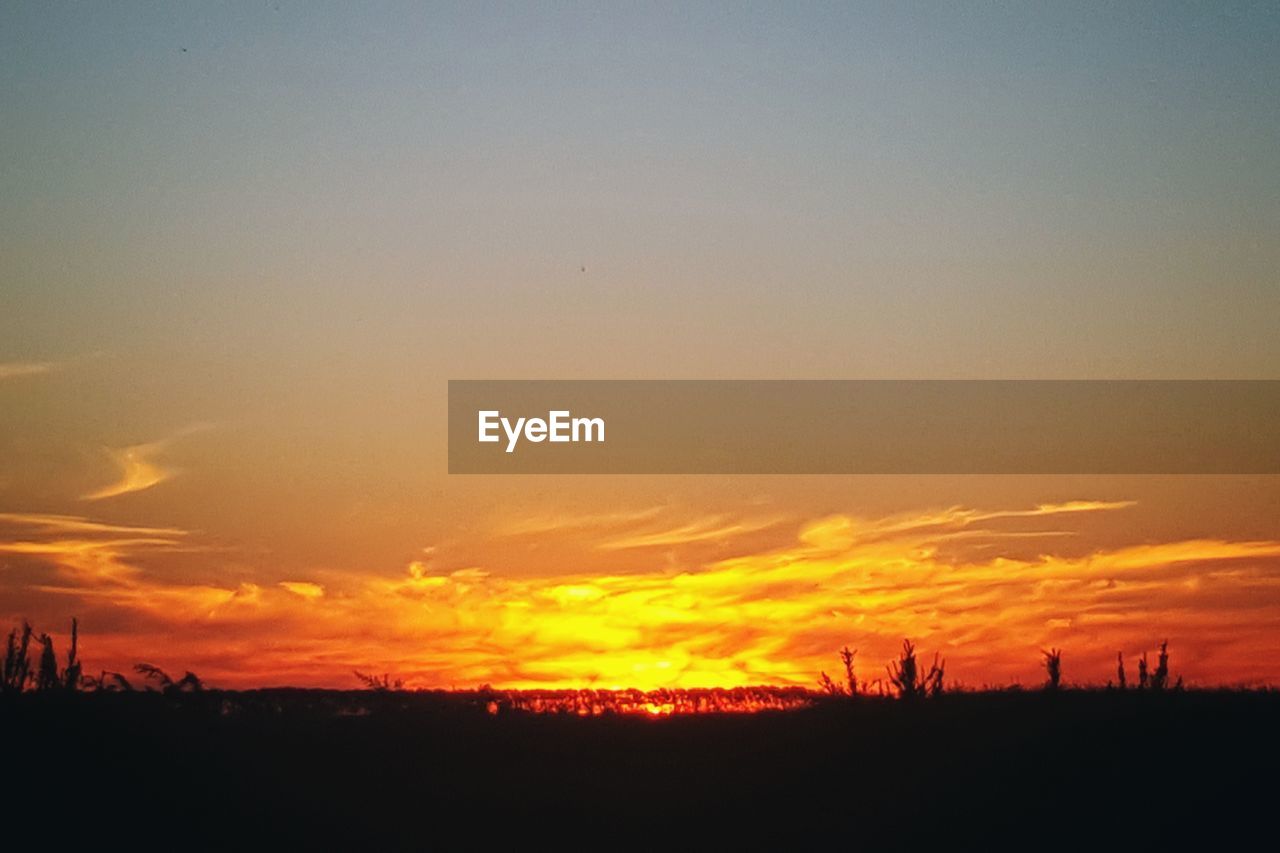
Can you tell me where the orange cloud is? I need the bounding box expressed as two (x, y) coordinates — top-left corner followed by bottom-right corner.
(81, 424), (213, 501)
(4, 502), (1280, 691)
(279, 581), (325, 600)
(597, 513), (785, 550)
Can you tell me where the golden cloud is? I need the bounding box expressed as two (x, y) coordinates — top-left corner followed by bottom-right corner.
(81, 423), (214, 501)
(4, 501), (1280, 691)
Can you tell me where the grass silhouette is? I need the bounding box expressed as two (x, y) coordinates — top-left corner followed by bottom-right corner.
(1, 620), (1276, 846)
(2, 622), (32, 694)
(0, 621), (1218, 709)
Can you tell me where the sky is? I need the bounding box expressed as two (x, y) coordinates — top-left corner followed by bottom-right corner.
(2, 2), (1279, 689)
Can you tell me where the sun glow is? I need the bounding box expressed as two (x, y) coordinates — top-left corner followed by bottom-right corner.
(5, 502), (1280, 690)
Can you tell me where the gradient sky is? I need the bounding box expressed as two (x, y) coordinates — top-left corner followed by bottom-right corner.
(2, 2), (1279, 689)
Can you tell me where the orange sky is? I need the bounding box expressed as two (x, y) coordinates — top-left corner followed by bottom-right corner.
(4, 5), (1280, 692)
(5, 496), (1279, 690)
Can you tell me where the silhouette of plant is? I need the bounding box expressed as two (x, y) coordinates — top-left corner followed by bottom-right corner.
(174, 671), (204, 692)
(1117, 652), (1126, 690)
(817, 671), (842, 696)
(1138, 653), (1149, 690)
(927, 658), (944, 697)
(106, 671), (134, 691)
(136, 662), (173, 691)
(135, 663), (203, 694)
(887, 639), (944, 699)
(62, 618), (82, 691)
(820, 646), (860, 698)
(1042, 648), (1062, 691)
(36, 632), (59, 691)
(3, 623), (33, 694)
(82, 670), (133, 692)
(1150, 640), (1170, 691)
(840, 646), (858, 697)
(4, 620), (83, 693)
(354, 670), (404, 692)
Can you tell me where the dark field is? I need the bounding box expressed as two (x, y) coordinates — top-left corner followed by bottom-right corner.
(6, 688), (1276, 848)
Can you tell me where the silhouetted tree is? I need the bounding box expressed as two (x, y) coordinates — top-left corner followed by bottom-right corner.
(1138, 653), (1149, 690)
(1117, 652), (1127, 690)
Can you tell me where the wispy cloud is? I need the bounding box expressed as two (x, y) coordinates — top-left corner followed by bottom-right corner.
(279, 581), (325, 600)
(598, 514), (786, 550)
(0, 513), (186, 538)
(0, 512), (189, 586)
(498, 505), (785, 551)
(0, 352), (107, 382)
(1023, 500), (1138, 516)
(0, 360), (59, 381)
(7, 499), (1280, 691)
(82, 440), (173, 501)
(498, 506), (666, 536)
(800, 500), (1140, 548)
(81, 423), (214, 501)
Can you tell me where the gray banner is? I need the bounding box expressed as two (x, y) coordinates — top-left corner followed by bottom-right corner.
(448, 380), (1280, 474)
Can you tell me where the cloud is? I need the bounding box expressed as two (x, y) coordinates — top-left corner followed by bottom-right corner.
(0, 360), (59, 381)
(497, 506), (666, 536)
(0, 352), (107, 382)
(1023, 500), (1138, 516)
(498, 505), (785, 551)
(5, 500), (1280, 691)
(597, 514), (785, 550)
(279, 581), (325, 600)
(81, 423), (214, 501)
(0, 513), (187, 588)
(81, 440), (172, 501)
(0, 513), (186, 538)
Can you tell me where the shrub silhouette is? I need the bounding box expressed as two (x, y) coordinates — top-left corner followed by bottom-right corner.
(818, 671), (842, 696)
(83, 670), (133, 692)
(3, 623), (33, 694)
(1150, 641), (1170, 692)
(4, 620), (83, 693)
(887, 639), (944, 699)
(62, 619), (81, 691)
(36, 632), (59, 691)
(840, 646), (858, 697)
(1116, 652), (1126, 690)
(355, 670), (404, 691)
(820, 646), (859, 697)
(135, 663), (203, 694)
(1042, 648), (1062, 691)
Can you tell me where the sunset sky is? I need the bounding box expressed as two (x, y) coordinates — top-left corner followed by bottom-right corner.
(3, 3), (1279, 689)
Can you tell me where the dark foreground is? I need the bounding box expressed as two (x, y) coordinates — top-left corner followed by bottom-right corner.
(6, 688), (1277, 848)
